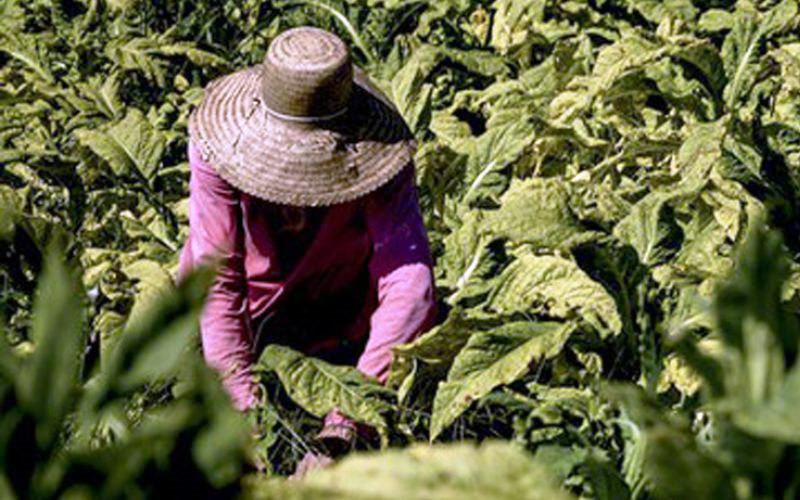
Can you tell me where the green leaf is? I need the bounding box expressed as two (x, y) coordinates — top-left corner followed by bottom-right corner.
(259, 345), (395, 443)
(77, 72), (124, 119)
(75, 108), (165, 179)
(17, 247), (85, 449)
(490, 0), (546, 53)
(84, 266), (214, 410)
(485, 177), (590, 250)
(439, 210), (501, 304)
(390, 45), (440, 136)
(105, 35), (228, 87)
(611, 386), (736, 500)
(674, 120), (728, 186)
(713, 225), (799, 403)
(733, 361), (800, 443)
(430, 322), (574, 439)
(487, 250), (622, 336)
(388, 311), (475, 389)
(698, 9), (734, 33)
(246, 441), (574, 500)
(721, 12), (764, 108)
(623, 0), (697, 24)
(0, 187), (19, 241)
(720, 1), (797, 108)
(188, 360), (251, 487)
(121, 259), (175, 331)
(0, 31), (53, 82)
(645, 425), (735, 499)
(613, 192), (683, 267)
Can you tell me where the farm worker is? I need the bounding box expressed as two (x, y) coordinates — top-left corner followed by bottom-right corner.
(177, 26), (437, 468)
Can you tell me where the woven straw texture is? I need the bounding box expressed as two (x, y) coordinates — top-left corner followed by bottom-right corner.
(188, 27), (415, 207)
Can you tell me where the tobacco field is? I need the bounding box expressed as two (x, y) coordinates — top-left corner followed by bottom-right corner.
(2, 0), (800, 498)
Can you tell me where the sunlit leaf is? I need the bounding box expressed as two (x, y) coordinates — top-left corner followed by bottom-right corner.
(246, 441), (574, 500)
(259, 345), (396, 443)
(430, 322), (574, 439)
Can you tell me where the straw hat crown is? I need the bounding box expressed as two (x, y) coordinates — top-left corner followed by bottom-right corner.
(189, 26), (414, 207)
(261, 27), (354, 120)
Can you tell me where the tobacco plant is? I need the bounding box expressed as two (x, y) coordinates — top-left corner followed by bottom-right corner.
(3, 0), (800, 498)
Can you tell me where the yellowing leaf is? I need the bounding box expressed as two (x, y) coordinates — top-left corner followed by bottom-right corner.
(247, 441), (574, 500)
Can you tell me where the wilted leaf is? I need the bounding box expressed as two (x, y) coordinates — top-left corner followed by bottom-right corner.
(388, 311), (475, 389)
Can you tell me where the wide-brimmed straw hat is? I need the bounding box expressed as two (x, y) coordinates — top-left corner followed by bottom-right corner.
(188, 26), (415, 207)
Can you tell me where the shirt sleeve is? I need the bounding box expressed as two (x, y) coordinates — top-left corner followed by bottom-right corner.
(179, 140), (258, 411)
(359, 164), (438, 382)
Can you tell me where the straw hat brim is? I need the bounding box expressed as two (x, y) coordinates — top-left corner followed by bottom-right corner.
(188, 65), (415, 207)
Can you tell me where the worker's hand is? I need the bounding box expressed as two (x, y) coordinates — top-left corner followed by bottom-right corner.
(291, 450), (335, 479)
(318, 408), (360, 444)
(290, 409), (360, 479)
(290, 431), (351, 479)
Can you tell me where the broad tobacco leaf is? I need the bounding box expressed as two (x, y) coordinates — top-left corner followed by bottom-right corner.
(246, 441), (573, 500)
(734, 361), (800, 444)
(439, 210), (499, 303)
(623, 0), (697, 24)
(613, 191), (683, 267)
(549, 35), (662, 125)
(672, 119), (727, 186)
(485, 177), (590, 250)
(722, 0), (799, 108)
(463, 119), (538, 203)
(259, 345), (395, 444)
(105, 35), (228, 87)
(490, 0), (547, 54)
(390, 45), (441, 136)
(75, 108), (165, 179)
(121, 259), (175, 333)
(430, 321), (574, 439)
(388, 311), (475, 390)
(698, 9), (735, 33)
(487, 249), (622, 336)
(0, 186), (20, 240)
(0, 30), (53, 82)
(76, 72), (124, 119)
(16, 248), (85, 449)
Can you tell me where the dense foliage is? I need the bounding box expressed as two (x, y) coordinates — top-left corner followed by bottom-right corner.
(3, 0), (800, 498)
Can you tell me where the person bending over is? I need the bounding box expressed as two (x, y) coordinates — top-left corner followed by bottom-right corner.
(178, 26), (437, 474)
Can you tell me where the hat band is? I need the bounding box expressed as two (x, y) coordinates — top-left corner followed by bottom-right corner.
(263, 102), (349, 123)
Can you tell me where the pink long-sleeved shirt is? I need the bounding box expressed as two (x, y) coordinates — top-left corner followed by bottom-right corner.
(178, 141), (437, 411)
